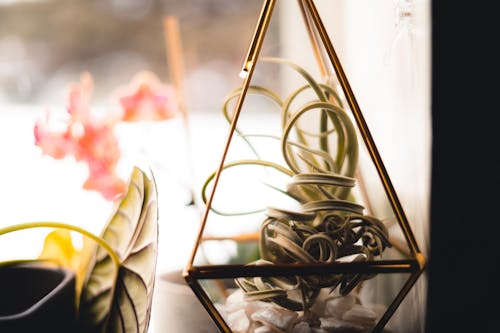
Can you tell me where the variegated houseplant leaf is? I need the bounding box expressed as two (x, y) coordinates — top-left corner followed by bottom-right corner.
(0, 166), (159, 333)
(78, 166), (159, 333)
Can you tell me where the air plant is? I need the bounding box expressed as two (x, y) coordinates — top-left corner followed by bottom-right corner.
(202, 57), (392, 315)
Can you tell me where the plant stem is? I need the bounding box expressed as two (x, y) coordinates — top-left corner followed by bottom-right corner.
(0, 221), (121, 270)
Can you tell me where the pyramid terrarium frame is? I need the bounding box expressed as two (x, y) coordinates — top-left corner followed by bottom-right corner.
(184, 0), (426, 332)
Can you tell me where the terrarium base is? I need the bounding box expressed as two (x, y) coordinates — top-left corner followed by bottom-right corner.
(218, 288), (387, 333)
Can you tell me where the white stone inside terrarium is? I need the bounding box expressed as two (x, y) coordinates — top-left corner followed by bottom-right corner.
(218, 288), (386, 333)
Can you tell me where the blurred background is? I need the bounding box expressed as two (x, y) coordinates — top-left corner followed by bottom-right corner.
(0, 0), (270, 111)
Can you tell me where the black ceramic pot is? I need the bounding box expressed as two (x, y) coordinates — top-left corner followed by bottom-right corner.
(0, 262), (77, 333)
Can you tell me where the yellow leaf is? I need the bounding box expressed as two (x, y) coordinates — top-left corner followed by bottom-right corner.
(38, 229), (97, 308)
(39, 229), (79, 269)
(74, 235), (96, 307)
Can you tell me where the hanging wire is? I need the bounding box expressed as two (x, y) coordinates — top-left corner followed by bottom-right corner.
(384, 0), (418, 88)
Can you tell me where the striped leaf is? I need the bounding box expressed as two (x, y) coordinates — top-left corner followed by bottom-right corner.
(78, 167), (159, 333)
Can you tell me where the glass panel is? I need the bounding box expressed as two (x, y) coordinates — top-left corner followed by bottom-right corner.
(188, 1), (423, 332)
(198, 272), (410, 332)
(193, 0), (414, 269)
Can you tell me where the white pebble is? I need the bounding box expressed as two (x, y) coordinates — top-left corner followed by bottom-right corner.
(245, 300), (272, 318)
(320, 317), (366, 332)
(324, 294), (357, 318)
(342, 304), (377, 327)
(254, 326), (274, 333)
(309, 289), (331, 316)
(251, 306), (299, 330)
(227, 308), (250, 332)
(225, 289), (247, 313)
(292, 321), (312, 333)
(215, 303), (228, 322)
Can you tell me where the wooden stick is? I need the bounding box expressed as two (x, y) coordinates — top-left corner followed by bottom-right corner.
(163, 16), (198, 207)
(163, 16), (187, 120)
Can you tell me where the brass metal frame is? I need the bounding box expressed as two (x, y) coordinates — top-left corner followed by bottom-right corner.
(184, 1), (426, 332)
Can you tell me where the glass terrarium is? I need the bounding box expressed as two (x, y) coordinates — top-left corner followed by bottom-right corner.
(184, 1), (425, 332)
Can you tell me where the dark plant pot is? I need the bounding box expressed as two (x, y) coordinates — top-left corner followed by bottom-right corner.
(0, 262), (77, 332)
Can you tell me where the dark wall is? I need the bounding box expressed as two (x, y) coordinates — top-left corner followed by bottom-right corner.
(426, 2), (499, 332)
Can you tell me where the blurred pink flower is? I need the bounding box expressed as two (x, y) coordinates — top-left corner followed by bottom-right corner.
(115, 71), (179, 122)
(34, 72), (126, 201)
(34, 112), (75, 159)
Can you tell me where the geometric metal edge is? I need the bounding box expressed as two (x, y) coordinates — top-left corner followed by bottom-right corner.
(188, 259), (421, 279)
(303, 0), (424, 259)
(184, 1), (428, 332)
